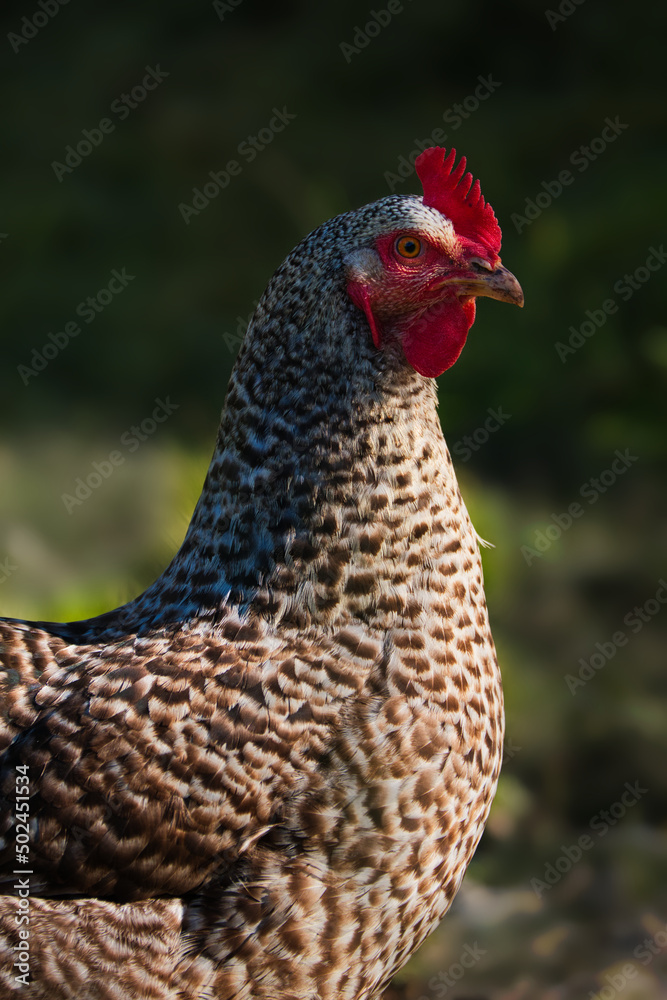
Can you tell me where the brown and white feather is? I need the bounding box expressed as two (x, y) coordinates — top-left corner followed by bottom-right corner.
(0, 184), (508, 998)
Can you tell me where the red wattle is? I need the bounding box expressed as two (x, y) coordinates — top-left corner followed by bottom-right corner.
(402, 299), (476, 378)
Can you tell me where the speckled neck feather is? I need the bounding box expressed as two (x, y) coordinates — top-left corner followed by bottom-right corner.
(0, 191), (505, 1000)
(125, 196), (490, 638)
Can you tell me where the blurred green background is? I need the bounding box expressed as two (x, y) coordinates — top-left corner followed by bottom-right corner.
(1, 1), (666, 996)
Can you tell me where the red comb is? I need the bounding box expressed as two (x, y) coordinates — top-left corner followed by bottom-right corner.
(415, 147), (501, 256)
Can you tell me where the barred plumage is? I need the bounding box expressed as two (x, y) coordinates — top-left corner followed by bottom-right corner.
(0, 148), (522, 999)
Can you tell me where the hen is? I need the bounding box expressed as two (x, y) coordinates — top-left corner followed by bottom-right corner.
(0, 147), (522, 999)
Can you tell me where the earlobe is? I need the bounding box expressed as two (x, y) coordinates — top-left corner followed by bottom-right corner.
(344, 248), (384, 350)
(346, 281), (382, 349)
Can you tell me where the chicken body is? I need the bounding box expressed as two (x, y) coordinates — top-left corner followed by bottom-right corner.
(0, 154), (520, 999)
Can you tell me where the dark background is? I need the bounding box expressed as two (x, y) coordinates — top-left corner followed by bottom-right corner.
(1, 2), (666, 996)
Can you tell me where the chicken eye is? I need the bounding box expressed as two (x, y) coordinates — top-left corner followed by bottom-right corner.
(395, 235), (422, 259)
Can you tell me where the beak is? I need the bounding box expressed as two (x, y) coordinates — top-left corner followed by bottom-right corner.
(440, 264), (524, 308)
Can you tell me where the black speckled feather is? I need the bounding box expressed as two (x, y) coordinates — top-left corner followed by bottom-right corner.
(0, 154), (521, 998)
